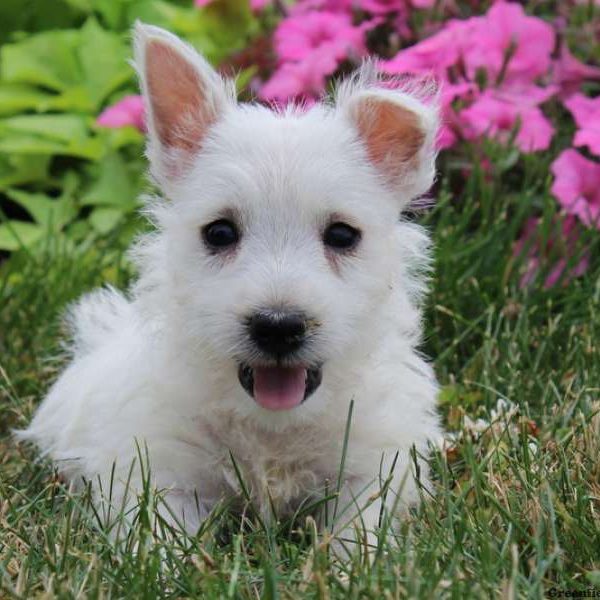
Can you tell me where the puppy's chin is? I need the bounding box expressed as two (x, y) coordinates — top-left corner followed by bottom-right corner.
(237, 363), (322, 411)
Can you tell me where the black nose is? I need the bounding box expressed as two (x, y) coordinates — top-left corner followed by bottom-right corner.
(248, 310), (307, 357)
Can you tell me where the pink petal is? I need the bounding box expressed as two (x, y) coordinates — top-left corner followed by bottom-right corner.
(383, 19), (473, 77)
(250, 0), (271, 9)
(459, 90), (554, 152)
(463, 2), (555, 85)
(551, 149), (600, 229)
(552, 44), (600, 98)
(564, 94), (600, 157)
(97, 95), (145, 132)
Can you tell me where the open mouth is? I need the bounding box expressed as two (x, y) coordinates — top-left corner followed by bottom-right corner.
(238, 363), (322, 411)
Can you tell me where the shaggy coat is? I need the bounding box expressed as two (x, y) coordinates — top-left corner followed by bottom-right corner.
(19, 23), (441, 547)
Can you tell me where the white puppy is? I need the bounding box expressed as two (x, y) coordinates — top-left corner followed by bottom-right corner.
(19, 24), (441, 546)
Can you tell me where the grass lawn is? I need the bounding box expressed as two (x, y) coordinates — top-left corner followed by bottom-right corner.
(1, 159), (599, 598)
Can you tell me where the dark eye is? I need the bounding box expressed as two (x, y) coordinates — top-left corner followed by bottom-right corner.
(202, 219), (240, 251)
(323, 222), (361, 251)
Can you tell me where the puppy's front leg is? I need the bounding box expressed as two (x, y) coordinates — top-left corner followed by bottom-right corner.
(157, 490), (213, 535)
(328, 464), (417, 556)
(331, 481), (383, 554)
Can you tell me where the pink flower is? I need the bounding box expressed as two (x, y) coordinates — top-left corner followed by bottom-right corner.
(460, 89), (554, 152)
(515, 216), (590, 289)
(358, 0), (405, 15)
(194, 0), (213, 6)
(274, 12), (366, 64)
(260, 12), (370, 101)
(290, 0), (355, 15)
(383, 19), (474, 77)
(551, 149), (600, 229)
(462, 2), (555, 85)
(564, 94), (600, 157)
(383, 3), (557, 152)
(386, 3), (555, 85)
(436, 82), (477, 149)
(259, 49), (338, 101)
(552, 44), (600, 98)
(97, 95), (145, 132)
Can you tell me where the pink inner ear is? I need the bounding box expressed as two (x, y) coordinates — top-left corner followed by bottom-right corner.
(145, 40), (212, 154)
(353, 97), (425, 176)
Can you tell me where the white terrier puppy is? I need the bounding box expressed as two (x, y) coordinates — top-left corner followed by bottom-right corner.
(19, 23), (441, 547)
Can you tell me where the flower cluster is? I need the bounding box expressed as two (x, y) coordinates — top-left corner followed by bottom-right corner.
(383, 2), (561, 152)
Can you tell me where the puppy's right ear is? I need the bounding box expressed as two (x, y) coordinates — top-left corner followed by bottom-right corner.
(133, 22), (234, 184)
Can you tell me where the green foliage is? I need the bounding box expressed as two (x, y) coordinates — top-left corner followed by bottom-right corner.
(0, 0), (259, 252)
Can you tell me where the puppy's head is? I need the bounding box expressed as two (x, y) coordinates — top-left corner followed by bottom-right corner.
(133, 24), (438, 416)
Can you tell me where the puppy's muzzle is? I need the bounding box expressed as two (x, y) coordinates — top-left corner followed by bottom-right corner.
(239, 308), (323, 411)
(247, 310), (307, 358)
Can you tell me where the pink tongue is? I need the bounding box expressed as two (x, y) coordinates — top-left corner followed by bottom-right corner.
(253, 366), (307, 411)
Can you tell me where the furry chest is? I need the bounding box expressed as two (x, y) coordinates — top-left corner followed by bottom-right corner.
(202, 419), (337, 517)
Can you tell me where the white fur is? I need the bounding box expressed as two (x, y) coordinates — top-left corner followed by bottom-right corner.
(18, 24), (442, 545)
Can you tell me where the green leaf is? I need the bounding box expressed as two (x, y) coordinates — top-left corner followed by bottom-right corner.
(81, 152), (138, 207)
(0, 0), (82, 44)
(100, 126), (145, 150)
(92, 0), (128, 29)
(0, 114), (105, 159)
(0, 154), (50, 187)
(4, 174), (78, 230)
(0, 19), (133, 111)
(0, 84), (55, 116)
(63, 0), (95, 11)
(0, 83), (94, 115)
(89, 206), (125, 234)
(0, 114), (89, 144)
(0, 220), (45, 251)
(78, 19), (132, 108)
(1, 30), (82, 92)
(0, 135), (103, 160)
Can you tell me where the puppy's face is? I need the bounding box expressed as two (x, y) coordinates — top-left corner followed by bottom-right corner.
(134, 25), (438, 415)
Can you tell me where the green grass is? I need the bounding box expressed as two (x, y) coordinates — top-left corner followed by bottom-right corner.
(1, 154), (599, 598)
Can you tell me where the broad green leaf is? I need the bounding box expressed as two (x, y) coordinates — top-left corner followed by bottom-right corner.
(63, 0), (95, 10)
(0, 0), (82, 44)
(3, 189), (76, 230)
(89, 206), (125, 234)
(0, 20), (133, 110)
(81, 152), (138, 207)
(0, 83), (94, 115)
(0, 154), (51, 187)
(126, 0), (180, 29)
(78, 19), (132, 108)
(4, 173), (78, 229)
(91, 0), (128, 29)
(0, 114), (105, 159)
(0, 220), (45, 251)
(0, 84), (55, 116)
(100, 126), (145, 150)
(1, 30), (82, 92)
(0, 134), (105, 160)
(0, 114), (89, 144)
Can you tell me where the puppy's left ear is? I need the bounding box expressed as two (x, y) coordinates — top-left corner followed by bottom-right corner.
(342, 85), (439, 203)
(133, 22), (235, 184)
